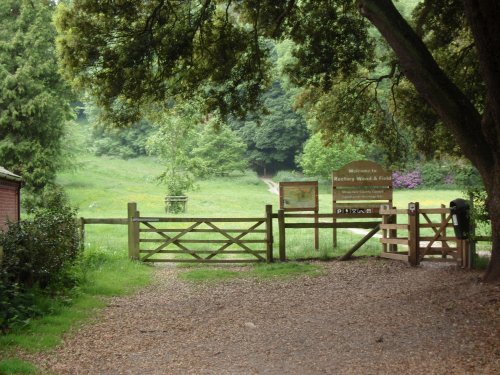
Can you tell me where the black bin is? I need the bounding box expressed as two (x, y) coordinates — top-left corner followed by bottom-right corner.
(450, 199), (470, 239)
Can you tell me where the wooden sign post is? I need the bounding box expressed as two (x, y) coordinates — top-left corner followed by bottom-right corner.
(332, 160), (393, 247)
(279, 181), (319, 250)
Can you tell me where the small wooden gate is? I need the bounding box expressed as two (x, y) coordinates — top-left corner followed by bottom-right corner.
(128, 203), (273, 263)
(380, 202), (471, 268)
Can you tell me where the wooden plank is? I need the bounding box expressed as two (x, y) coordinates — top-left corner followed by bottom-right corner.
(128, 203), (139, 260)
(419, 208), (450, 214)
(139, 228), (266, 233)
(380, 208), (407, 215)
(332, 160), (392, 186)
(419, 236), (458, 241)
(278, 209), (286, 262)
(285, 222), (380, 229)
(134, 217), (265, 223)
(84, 218), (128, 225)
(139, 239), (266, 243)
(265, 204), (273, 263)
(419, 223), (454, 228)
(380, 238), (409, 245)
(380, 223), (409, 230)
(139, 250), (267, 254)
(418, 247), (458, 253)
(142, 259), (262, 263)
(408, 202), (420, 266)
(380, 252), (409, 261)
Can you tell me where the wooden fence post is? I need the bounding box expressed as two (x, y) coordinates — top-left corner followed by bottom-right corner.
(128, 202), (140, 260)
(314, 209), (319, 250)
(265, 205), (274, 263)
(389, 208), (397, 252)
(408, 202), (420, 266)
(78, 217), (85, 251)
(278, 209), (286, 262)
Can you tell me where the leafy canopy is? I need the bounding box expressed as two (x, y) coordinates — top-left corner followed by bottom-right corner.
(55, 0), (373, 126)
(1, 0), (73, 205)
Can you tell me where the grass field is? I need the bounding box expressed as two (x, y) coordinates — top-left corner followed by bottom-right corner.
(56, 122), (467, 261)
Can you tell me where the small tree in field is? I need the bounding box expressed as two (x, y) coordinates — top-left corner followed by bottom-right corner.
(192, 117), (248, 177)
(298, 133), (365, 179)
(146, 104), (201, 211)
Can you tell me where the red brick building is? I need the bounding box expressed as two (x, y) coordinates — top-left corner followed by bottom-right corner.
(0, 166), (22, 232)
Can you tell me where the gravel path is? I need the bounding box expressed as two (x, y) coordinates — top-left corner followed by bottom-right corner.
(31, 259), (499, 374)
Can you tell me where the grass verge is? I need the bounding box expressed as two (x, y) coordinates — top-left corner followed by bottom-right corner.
(0, 247), (153, 371)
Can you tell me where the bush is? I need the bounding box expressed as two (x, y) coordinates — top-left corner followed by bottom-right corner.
(0, 189), (81, 332)
(392, 170), (422, 189)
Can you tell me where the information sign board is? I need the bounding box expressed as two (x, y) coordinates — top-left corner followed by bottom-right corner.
(332, 160), (393, 218)
(279, 181), (318, 211)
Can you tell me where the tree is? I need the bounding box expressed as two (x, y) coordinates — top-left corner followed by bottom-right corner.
(55, 1), (500, 282)
(192, 118), (248, 177)
(0, 0), (73, 209)
(230, 81), (309, 174)
(146, 103), (201, 201)
(298, 133), (365, 179)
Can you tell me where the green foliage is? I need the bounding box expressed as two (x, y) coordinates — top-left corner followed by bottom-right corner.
(0, 358), (38, 374)
(90, 119), (154, 159)
(146, 103), (201, 198)
(192, 118), (248, 177)
(230, 81), (309, 174)
(454, 164), (489, 225)
(0, 0), (73, 200)
(0, 189), (81, 332)
(283, 0), (375, 90)
(55, 1), (271, 125)
(0, 246), (151, 352)
(298, 132), (365, 179)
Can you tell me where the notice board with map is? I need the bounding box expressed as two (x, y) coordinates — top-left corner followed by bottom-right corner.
(279, 181), (318, 211)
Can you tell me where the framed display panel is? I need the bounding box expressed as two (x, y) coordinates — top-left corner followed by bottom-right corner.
(332, 160), (393, 219)
(279, 181), (318, 212)
(279, 181), (319, 250)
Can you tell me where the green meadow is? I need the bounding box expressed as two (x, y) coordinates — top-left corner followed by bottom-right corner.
(57, 122), (466, 261)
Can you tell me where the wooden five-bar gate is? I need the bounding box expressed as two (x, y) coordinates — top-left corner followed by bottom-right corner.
(127, 203), (273, 263)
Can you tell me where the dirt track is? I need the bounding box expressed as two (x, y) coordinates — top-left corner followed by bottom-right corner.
(31, 258), (499, 374)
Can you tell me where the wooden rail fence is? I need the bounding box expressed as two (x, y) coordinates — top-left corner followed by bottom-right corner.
(77, 202), (491, 267)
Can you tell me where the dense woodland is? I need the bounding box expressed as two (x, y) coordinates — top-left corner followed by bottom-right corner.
(0, 0), (499, 339)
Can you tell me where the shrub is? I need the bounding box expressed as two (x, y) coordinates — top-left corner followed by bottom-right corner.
(0, 188), (81, 332)
(392, 170), (422, 189)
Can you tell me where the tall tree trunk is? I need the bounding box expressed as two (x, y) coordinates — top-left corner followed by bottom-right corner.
(357, 0), (500, 282)
(463, 1), (500, 282)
